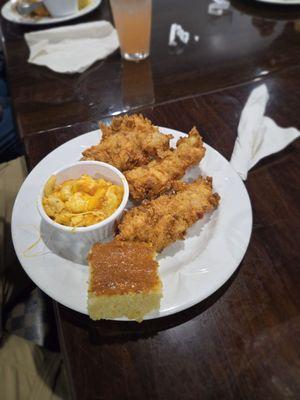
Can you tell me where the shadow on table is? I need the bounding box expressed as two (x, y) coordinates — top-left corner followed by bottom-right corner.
(58, 262), (243, 345)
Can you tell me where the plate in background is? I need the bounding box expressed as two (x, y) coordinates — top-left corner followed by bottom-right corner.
(1, 0), (102, 25)
(255, 0), (300, 5)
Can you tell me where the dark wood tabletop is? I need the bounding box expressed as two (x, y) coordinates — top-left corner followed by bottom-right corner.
(1, 0), (300, 399)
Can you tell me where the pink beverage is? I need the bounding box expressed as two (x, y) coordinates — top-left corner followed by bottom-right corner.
(110, 0), (152, 61)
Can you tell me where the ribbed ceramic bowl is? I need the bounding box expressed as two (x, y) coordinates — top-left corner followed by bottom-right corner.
(37, 161), (129, 244)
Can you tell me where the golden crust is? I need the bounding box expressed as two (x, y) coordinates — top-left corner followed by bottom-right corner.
(88, 240), (162, 322)
(116, 177), (220, 253)
(125, 127), (206, 201)
(88, 241), (160, 296)
(82, 114), (172, 171)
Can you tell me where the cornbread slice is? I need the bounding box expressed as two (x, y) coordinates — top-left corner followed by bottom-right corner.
(88, 241), (162, 322)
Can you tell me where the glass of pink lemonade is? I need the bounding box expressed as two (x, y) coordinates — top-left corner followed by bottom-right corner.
(110, 0), (152, 62)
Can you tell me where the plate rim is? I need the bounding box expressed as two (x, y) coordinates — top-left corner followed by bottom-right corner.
(11, 127), (253, 320)
(1, 0), (102, 25)
(254, 0), (300, 4)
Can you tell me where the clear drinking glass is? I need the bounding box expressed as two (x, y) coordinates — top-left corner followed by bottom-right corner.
(110, 0), (152, 62)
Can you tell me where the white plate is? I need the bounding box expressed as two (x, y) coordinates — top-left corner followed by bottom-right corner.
(1, 0), (102, 25)
(255, 0), (300, 4)
(12, 128), (252, 320)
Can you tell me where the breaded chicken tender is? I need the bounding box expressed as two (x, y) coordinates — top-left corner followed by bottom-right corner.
(82, 114), (172, 171)
(116, 177), (220, 252)
(125, 127), (205, 201)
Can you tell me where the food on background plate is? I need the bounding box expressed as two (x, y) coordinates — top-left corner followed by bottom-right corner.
(14, 0), (91, 17)
(42, 174), (123, 227)
(117, 177), (220, 252)
(88, 241), (162, 322)
(78, 0), (91, 9)
(125, 127), (206, 201)
(82, 114), (172, 171)
(28, 0), (49, 17)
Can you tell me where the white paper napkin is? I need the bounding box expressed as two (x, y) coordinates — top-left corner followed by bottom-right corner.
(24, 21), (119, 74)
(230, 84), (300, 180)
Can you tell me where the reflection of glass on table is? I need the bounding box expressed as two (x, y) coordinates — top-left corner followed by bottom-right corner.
(110, 0), (152, 61)
(121, 59), (155, 109)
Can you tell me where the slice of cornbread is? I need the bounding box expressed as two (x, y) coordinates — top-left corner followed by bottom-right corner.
(88, 241), (162, 322)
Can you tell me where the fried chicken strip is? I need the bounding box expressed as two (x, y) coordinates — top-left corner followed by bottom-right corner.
(124, 127), (205, 201)
(116, 177), (220, 252)
(82, 114), (172, 171)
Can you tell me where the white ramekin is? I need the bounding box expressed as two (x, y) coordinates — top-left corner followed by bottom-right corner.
(37, 161), (129, 244)
(43, 0), (78, 17)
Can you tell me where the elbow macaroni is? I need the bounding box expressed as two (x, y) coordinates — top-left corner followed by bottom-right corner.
(42, 174), (124, 227)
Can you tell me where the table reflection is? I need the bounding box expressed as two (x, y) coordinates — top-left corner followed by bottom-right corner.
(121, 59), (155, 111)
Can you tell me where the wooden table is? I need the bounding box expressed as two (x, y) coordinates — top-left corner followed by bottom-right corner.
(1, 0), (300, 398)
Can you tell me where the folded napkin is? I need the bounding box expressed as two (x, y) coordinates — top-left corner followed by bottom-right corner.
(230, 84), (300, 180)
(24, 21), (119, 73)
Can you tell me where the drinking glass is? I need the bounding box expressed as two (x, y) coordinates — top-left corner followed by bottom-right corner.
(110, 0), (152, 62)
